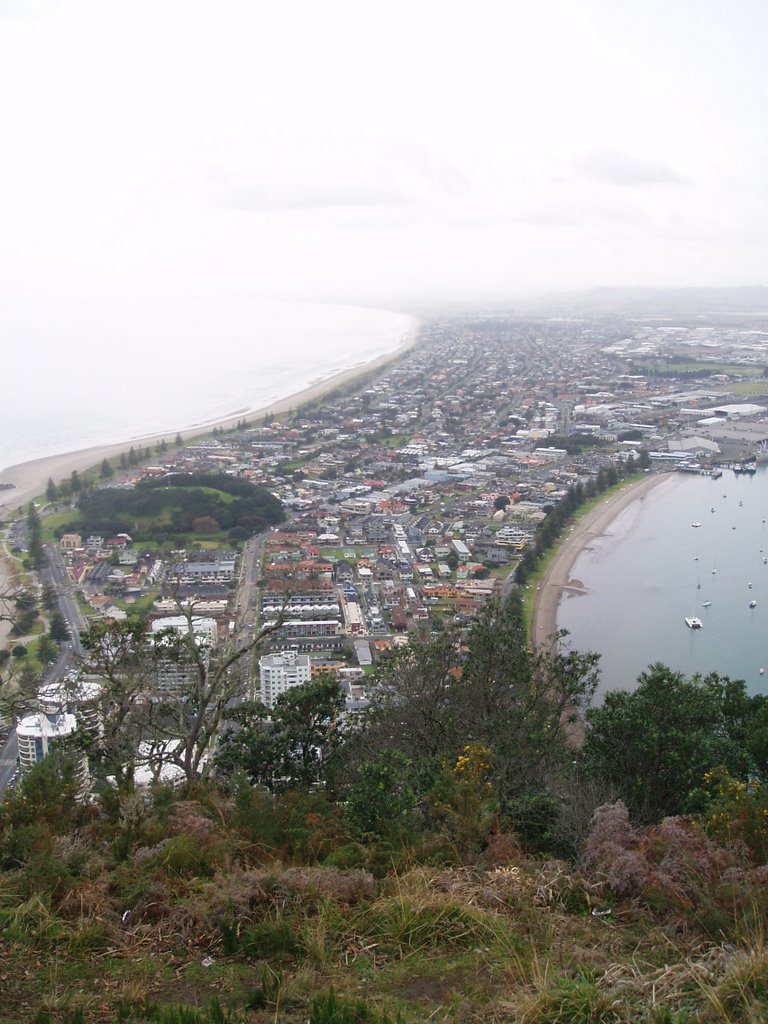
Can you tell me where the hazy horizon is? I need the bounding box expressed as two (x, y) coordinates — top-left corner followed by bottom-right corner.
(1, 0), (766, 326)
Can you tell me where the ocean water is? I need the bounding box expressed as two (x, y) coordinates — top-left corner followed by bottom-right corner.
(0, 297), (413, 473)
(558, 468), (768, 697)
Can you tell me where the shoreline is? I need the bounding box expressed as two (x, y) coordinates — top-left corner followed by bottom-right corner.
(0, 318), (421, 516)
(530, 472), (674, 647)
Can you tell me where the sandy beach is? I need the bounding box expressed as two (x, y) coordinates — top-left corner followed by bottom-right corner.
(0, 318), (421, 517)
(530, 472), (673, 647)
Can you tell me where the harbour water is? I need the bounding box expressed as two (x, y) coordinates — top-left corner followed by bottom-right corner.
(558, 467), (768, 697)
(0, 297), (412, 474)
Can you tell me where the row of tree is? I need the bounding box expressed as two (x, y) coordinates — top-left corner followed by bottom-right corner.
(514, 457), (649, 585)
(44, 435), (187, 502)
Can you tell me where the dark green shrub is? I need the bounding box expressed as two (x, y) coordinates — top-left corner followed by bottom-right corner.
(322, 842), (368, 870)
(221, 910), (301, 960)
(22, 852), (75, 904)
(309, 988), (401, 1024)
(158, 834), (222, 879)
(242, 919), (300, 959)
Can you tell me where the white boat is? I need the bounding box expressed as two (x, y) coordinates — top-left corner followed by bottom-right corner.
(750, 600), (757, 609)
(692, 522), (702, 528)
(685, 616), (703, 629)
(702, 601), (712, 608)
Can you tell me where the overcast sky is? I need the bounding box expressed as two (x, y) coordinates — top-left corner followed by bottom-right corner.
(1, 0), (766, 308)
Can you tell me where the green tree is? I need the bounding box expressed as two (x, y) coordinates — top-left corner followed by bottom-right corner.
(100, 458), (114, 479)
(11, 607), (39, 635)
(49, 610), (70, 643)
(26, 502), (44, 570)
(217, 678), (345, 791)
(77, 619), (156, 790)
(345, 750), (418, 840)
(45, 477), (57, 502)
(70, 469), (81, 493)
(81, 608), (284, 788)
(583, 664), (758, 822)
(460, 599), (600, 808)
(37, 633), (58, 664)
(357, 599), (599, 811)
(493, 494), (510, 511)
(14, 590), (37, 613)
(357, 628), (463, 786)
(41, 583), (57, 612)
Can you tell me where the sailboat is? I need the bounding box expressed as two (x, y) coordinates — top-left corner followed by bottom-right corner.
(687, 569), (704, 628)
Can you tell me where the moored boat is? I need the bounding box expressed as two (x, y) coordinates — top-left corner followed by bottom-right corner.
(685, 616), (703, 629)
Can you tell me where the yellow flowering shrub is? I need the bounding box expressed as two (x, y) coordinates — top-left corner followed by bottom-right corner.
(702, 767), (768, 863)
(429, 743), (498, 851)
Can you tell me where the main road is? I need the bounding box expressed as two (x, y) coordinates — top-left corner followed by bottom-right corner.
(43, 543), (85, 658)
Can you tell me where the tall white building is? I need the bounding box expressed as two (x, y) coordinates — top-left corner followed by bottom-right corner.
(16, 710), (89, 794)
(38, 675), (103, 738)
(258, 651), (311, 709)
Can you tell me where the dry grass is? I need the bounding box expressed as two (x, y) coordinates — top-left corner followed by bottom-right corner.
(4, 798), (768, 1022)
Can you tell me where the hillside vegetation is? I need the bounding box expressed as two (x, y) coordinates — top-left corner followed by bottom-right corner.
(3, 765), (768, 1024)
(4, 600), (768, 1022)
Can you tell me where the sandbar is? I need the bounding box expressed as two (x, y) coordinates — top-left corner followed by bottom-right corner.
(530, 472), (674, 647)
(0, 318), (421, 516)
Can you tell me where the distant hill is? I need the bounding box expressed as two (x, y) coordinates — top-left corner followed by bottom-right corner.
(401, 286), (768, 320)
(517, 286), (768, 318)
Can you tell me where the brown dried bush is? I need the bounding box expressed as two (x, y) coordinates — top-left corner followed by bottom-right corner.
(581, 801), (754, 933)
(478, 831), (525, 867)
(167, 800), (217, 839)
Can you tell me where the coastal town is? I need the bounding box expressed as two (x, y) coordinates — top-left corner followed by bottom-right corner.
(7, 6), (768, 1020)
(2, 309), (768, 789)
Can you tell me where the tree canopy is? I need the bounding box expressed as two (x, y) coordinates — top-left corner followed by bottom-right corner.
(74, 472), (284, 538)
(216, 677), (345, 791)
(352, 598), (600, 810)
(582, 663), (765, 822)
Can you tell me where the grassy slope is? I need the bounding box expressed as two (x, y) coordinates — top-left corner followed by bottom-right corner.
(2, 790), (767, 1024)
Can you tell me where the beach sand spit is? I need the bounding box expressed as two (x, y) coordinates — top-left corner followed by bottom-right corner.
(0, 320), (421, 515)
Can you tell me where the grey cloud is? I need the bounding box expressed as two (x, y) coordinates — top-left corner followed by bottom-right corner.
(573, 149), (690, 186)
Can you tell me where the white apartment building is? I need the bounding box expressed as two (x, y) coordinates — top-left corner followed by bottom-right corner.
(259, 651), (312, 709)
(16, 710), (89, 795)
